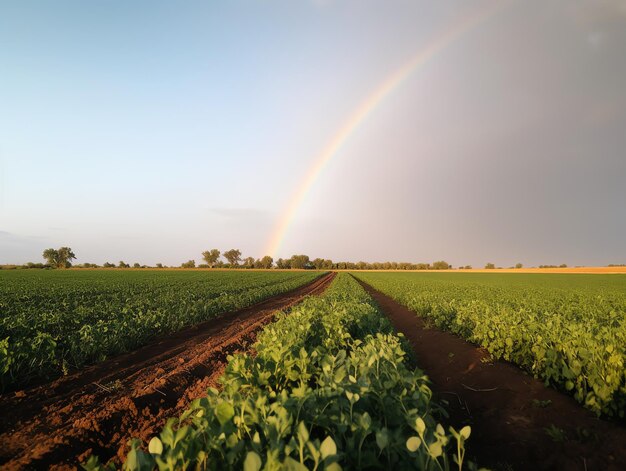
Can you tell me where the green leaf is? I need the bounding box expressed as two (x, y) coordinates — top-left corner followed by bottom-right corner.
(406, 436), (421, 452)
(243, 451), (262, 471)
(428, 441), (443, 458)
(460, 425), (471, 440)
(415, 417), (426, 435)
(215, 401), (235, 425)
(375, 428), (389, 450)
(148, 437), (163, 455)
(297, 421), (309, 443)
(320, 436), (337, 459)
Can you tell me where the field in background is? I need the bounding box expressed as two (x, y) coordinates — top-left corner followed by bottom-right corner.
(353, 271), (626, 417)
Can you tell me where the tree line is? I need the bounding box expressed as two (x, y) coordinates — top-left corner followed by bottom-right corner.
(0, 246), (578, 270)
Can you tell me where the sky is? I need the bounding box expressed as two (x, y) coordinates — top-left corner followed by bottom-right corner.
(1, 0), (625, 267)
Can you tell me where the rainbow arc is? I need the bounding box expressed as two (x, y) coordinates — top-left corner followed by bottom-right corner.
(264, 1), (508, 258)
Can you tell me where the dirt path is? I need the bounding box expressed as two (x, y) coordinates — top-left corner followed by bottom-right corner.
(359, 280), (626, 471)
(0, 272), (335, 470)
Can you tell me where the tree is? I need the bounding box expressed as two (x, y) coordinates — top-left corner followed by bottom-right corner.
(289, 254), (310, 269)
(485, 263), (495, 269)
(257, 255), (273, 269)
(243, 257), (256, 268)
(515, 263), (523, 269)
(202, 249), (221, 268)
(42, 247), (76, 268)
(118, 261), (130, 268)
(431, 261), (450, 270)
(223, 249), (242, 267)
(181, 260), (196, 268)
(133, 263), (141, 268)
(311, 258), (325, 269)
(156, 263), (163, 268)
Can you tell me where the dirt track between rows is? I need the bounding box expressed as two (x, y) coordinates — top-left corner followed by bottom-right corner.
(358, 279), (626, 471)
(0, 272), (335, 470)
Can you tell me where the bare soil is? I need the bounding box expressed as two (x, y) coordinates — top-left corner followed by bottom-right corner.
(359, 280), (626, 471)
(0, 272), (335, 470)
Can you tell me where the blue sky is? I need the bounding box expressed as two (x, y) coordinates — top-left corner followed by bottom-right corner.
(1, 0), (625, 266)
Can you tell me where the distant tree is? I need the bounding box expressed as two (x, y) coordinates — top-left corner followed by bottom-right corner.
(485, 263), (495, 269)
(257, 255), (273, 269)
(25, 262), (46, 269)
(431, 260), (450, 270)
(223, 249), (242, 267)
(289, 254), (310, 269)
(275, 258), (288, 269)
(103, 262), (115, 268)
(156, 263), (163, 268)
(312, 258), (325, 269)
(42, 247), (76, 268)
(118, 261), (130, 268)
(243, 257), (256, 268)
(133, 263), (141, 268)
(181, 260), (196, 268)
(559, 264), (568, 268)
(202, 249), (221, 268)
(515, 263), (523, 269)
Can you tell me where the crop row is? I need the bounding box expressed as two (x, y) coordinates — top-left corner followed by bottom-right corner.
(354, 272), (626, 417)
(85, 273), (476, 470)
(0, 270), (321, 390)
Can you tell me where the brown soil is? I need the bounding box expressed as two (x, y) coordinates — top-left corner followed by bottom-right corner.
(359, 280), (626, 471)
(0, 272), (335, 470)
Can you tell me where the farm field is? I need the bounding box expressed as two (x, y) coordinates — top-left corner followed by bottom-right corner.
(0, 272), (336, 470)
(2, 271), (626, 470)
(353, 272), (626, 418)
(0, 269), (322, 390)
(85, 273), (475, 471)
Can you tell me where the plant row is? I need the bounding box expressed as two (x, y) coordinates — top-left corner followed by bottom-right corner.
(354, 272), (626, 417)
(0, 270), (321, 390)
(85, 273), (476, 470)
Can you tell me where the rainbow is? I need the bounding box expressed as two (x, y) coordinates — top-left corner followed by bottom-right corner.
(264, 1), (507, 258)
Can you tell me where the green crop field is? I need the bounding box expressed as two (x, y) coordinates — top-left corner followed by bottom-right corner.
(0, 269), (322, 390)
(85, 273), (474, 471)
(353, 272), (626, 417)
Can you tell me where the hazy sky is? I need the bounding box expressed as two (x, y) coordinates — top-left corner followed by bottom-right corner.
(1, 0), (625, 267)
